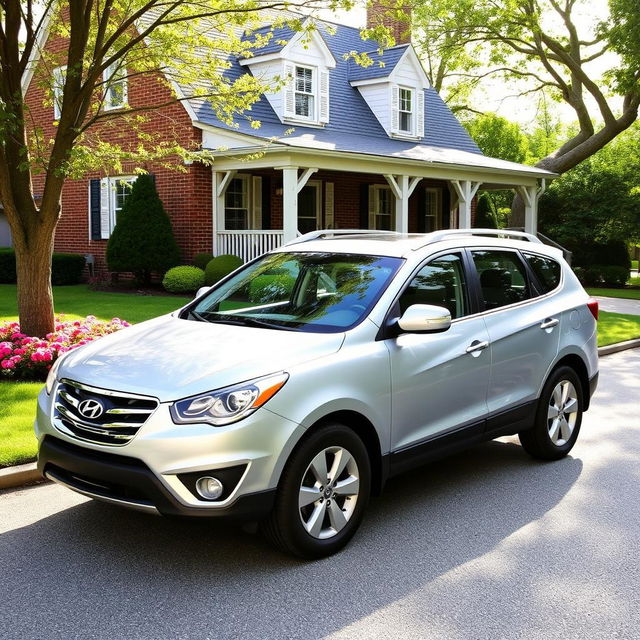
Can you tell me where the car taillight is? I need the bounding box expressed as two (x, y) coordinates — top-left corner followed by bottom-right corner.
(587, 298), (599, 321)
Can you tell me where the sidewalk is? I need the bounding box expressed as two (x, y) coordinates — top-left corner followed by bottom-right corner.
(596, 296), (640, 316)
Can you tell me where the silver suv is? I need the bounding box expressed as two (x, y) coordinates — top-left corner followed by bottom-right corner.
(36, 230), (599, 558)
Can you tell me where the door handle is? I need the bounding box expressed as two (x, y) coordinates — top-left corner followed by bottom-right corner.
(540, 318), (559, 330)
(466, 340), (489, 354)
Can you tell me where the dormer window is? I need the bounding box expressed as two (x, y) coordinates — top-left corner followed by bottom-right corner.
(295, 66), (315, 119)
(399, 88), (413, 134)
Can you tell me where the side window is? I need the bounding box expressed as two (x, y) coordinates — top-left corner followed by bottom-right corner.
(524, 253), (561, 294)
(399, 253), (468, 319)
(472, 250), (532, 310)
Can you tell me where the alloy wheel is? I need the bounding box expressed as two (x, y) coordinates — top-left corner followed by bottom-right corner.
(547, 380), (579, 446)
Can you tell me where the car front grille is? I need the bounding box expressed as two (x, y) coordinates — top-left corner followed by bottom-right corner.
(53, 379), (158, 446)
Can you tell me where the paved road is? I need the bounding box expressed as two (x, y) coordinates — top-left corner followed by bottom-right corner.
(2, 350), (639, 640)
(596, 295), (640, 315)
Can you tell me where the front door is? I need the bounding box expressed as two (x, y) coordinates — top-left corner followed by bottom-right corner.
(298, 182), (321, 235)
(386, 252), (491, 452)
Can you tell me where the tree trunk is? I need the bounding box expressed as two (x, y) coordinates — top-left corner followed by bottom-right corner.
(510, 192), (525, 228)
(13, 220), (56, 337)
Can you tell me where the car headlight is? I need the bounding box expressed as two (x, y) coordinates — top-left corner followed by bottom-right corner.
(170, 373), (289, 427)
(45, 353), (67, 395)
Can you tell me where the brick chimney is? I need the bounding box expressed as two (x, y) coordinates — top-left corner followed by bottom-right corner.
(366, 1), (411, 45)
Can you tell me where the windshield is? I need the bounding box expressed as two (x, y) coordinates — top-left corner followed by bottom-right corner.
(187, 251), (403, 333)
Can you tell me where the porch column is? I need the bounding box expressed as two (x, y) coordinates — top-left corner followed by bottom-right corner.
(281, 166), (318, 243)
(450, 180), (482, 229)
(213, 170), (236, 252)
(384, 174), (421, 234)
(517, 180), (546, 234)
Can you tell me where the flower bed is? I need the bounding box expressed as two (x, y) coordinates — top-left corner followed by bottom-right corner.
(0, 316), (130, 381)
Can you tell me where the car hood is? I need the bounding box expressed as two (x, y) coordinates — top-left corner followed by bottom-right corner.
(58, 315), (345, 401)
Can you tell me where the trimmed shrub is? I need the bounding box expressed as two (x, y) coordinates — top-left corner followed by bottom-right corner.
(0, 249), (85, 285)
(0, 316), (130, 381)
(474, 193), (498, 229)
(162, 266), (205, 294)
(51, 253), (86, 285)
(204, 254), (243, 286)
(0, 248), (16, 283)
(599, 265), (629, 287)
(106, 174), (180, 284)
(193, 252), (215, 271)
(573, 240), (631, 270)
(249, 274), (296, 303)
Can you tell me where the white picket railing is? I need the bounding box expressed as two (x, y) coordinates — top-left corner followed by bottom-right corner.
(216, 230), (285, 262)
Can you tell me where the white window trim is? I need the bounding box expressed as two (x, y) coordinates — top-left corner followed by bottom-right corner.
(293, 64), (317, 122)
(103, 62), (128, 111)
(53, 65), (66, 121)
(369, 184), (395, 231)
(108, 175), (136, 231)
(297, 179), (323, 233)
(398, 87), (414, 135)
(424, 187), (443, 232)
(224, 173), (254, 230)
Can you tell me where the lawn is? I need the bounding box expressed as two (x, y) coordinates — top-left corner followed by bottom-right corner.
(0, 285), (189, 468)
(598, 311), (640, 347)
(586, 287), (640, 300)
(0, 284), (189, 323)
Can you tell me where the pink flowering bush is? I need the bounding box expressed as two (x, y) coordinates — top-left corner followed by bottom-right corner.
(0, 315), (130, 381)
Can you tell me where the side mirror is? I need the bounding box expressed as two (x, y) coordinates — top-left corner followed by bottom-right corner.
(195, 286), (211, 299)
(397, 304), (452, 333)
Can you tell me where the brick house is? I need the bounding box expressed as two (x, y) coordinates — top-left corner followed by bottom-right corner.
(11, 6), (554, 269)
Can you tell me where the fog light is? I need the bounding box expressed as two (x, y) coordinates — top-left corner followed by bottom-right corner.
(195, 476), (224, 500)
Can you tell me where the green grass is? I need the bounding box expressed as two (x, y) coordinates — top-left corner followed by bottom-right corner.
(0, 284), (189, 323)
(598, 311), (640, 346)
(0, 381), (42, 467)
(0, 284), (189, 467)
(632, 260), (638, 270)
(586, 287), (640, 300)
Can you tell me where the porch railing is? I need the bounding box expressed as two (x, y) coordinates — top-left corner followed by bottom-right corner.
(216, 230), (285, 262)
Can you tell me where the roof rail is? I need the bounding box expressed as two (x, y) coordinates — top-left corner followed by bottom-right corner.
(423, 228), (543, 245)
(285, 229), (400, 246)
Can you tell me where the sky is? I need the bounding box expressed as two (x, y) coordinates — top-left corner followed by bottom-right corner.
(313, 0), (620, 130)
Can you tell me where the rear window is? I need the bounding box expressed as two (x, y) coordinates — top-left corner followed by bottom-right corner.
(524, 253), (561, 294)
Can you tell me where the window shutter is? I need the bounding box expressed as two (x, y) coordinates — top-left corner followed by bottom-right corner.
(417, 187), (426, 233)
(324, 182), (334, 228)
(416, 89), (425, 138)
(390, 85), (400, 133)
(252, 176), (262, 228)
(359, 183), (369, 229)
(319, 70), (330, 123)
(89, 179), (102, 240)
(283, 62), (296, 119)
(99, 177), (111, 239)
(262, 176), (271, 230)
(367, 185), (376, 229)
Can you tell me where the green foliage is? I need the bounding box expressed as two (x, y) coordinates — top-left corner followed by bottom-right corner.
(106, 174), (180, 284)
(0, 249), (85, 285)
(204, 254), (243, 286)
(604, 0), (640, 94)
(248, 274), (296, 303)
(193, 253), (215, 271)
(474, 193), (498, 229)
(576, 264), (630, 286)
(162, 266), (205, 294)
(464, 113), (529, 163)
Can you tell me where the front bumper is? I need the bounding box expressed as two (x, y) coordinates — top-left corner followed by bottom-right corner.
(38, 436), (275, 520)
(35, 383), (303, 519)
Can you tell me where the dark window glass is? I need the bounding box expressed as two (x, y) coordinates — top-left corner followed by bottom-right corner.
(524, 253), (561, 294)
(399, 253), (468, 319)
(472, 250), (532, 310)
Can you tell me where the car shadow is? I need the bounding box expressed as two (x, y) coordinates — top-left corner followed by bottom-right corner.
(1, 439), (583, 639)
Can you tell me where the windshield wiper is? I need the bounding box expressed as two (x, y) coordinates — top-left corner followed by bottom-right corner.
(199, 314), (297, 331)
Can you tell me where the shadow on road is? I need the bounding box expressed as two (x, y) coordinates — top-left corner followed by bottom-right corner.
(1, 439), (583, 639)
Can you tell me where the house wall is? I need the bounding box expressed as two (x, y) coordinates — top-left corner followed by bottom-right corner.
(357, 84), (390, 132)
(23, 28), (212, 275)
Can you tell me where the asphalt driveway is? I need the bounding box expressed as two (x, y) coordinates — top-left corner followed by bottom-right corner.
(596, 295), (640, 315)
(1, 349), (639, 640)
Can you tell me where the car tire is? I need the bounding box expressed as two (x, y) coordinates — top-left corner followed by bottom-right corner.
(519, 365), (584, 460)
(261, 423), (371, 559)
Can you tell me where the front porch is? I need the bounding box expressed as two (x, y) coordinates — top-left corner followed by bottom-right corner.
(211, 147), (549, 262)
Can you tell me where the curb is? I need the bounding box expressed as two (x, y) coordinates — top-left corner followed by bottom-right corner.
(0, 462), (42, 490)
(598, 338), (640, 356)
(1, 341), (639, 492)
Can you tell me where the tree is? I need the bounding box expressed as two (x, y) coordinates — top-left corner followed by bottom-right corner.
(0, 0), (338, 336)
(474, 192), (498, 228)
(463, 112), (529, 163)
(106, 174), (180, 284)
(407, 0), (640, 223)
